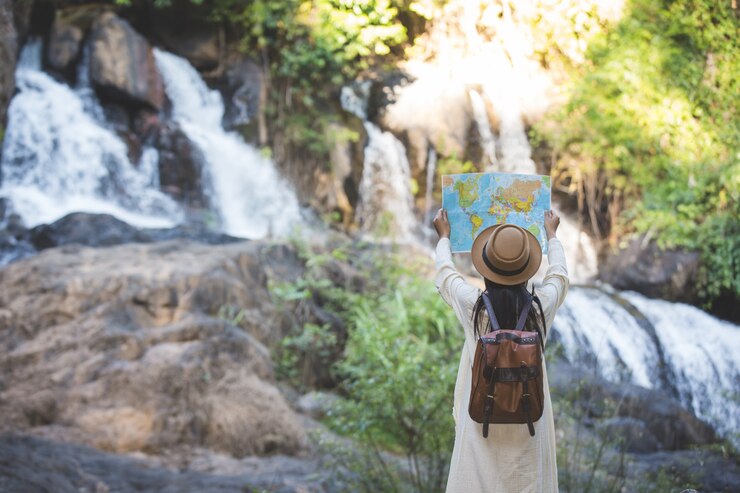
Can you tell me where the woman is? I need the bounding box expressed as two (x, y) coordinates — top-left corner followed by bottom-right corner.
(433, 209), (568, 493)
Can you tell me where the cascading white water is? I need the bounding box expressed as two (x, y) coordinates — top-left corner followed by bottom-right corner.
(424, 147), (437, 221)
(546, 208), (598, 283)
(341, 84), (417, 239)
(553, 287), (740, 448)
(483, 74), (536, 174)
(621, 292), (740, 445)
(154, 50), (301, 239)
(0, 40), (182, 228)
(468, 89), (497, 169)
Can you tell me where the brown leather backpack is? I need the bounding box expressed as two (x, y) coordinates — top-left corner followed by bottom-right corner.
(468, 290), (545, 438)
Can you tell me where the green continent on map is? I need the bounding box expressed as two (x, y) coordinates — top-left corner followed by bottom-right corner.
(453, 175), (481, 208)
(469, 213), (484, 239)
(527, 224), (541, 238)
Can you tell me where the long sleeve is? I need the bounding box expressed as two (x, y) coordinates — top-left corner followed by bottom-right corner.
(537, 238), (569, 335)
(435, 238), (481, 341)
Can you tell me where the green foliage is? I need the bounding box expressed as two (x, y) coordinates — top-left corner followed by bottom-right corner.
(271, 238), (459, 492)
(269, 241), (353, 388)
(219, 0), (408, 152)
(633, 465), (699, 493)
(330, 264), (459, 492)
(534, 0), (739, 306)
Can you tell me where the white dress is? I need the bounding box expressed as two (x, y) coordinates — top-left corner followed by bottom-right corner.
(435, 237), (569, 493)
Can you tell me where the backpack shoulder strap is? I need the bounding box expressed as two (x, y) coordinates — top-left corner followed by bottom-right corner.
(514, 294), (533, 331)
(482, 289), (533, 332)
(481, 290), (501, 331)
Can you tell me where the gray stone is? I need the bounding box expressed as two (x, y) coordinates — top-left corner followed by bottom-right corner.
(599, 236), (702, 304)
(595, 416), (662, 453)
(146, 6), (221, 72)
(625, 449), (740, 493)
(46, 15), (83, 74)
(548, 359), (717, 451)
(0, 240), (308, 457)
(153, 121), (208, 207)
(88, 12), (164, 110)
(28, 212), (239, 251)
(297, 391), (340, 419)
(0, 433), (333, 492)
(212, 52), (264, 133)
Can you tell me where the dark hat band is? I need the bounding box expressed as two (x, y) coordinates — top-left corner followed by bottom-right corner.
(481, 239), (530, 277)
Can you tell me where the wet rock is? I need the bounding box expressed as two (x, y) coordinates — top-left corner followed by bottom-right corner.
(599, 236), (702, 305)
(319, 120), (366, 227)
(153, 121), (207, 207)
(209, 51), (264, 135)
(625, 449), (740, 493)
(595, 417), (662, 453)
(144, 4), (221, 72)
(88, 12), (164, 110)
(28, 212), (238, 251)
(549, 359), (717, 452)
(0, 0), (18, 131)
(296, 391), (340, 420)
(0, 211), (35, 265)
(46, 14), (83, 76)
(29, 212), (141, 249)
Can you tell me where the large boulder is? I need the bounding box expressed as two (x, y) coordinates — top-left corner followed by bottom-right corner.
(599, 236), (701, 304)
(88, 12), (164, 110)
(143, 4), (221, 72)
(203, 49), (266, 142)
(28, 212), (238, 251)
(0, 240), (307, 457)
(549, 360), (717, 453)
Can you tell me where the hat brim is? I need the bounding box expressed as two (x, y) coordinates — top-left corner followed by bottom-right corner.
(471, 224), (543, 285)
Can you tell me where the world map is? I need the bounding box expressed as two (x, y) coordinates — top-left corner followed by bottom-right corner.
(441, 172), (551, 253)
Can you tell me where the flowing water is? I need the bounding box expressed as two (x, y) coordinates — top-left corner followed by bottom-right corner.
(153, 50), (301, 239)
(468, 89), (497, 169)
(424, 147), (438, 223)
(341, 84), (417, 239)
(553, 288), (740, 447)
(0, 40), (182, 228)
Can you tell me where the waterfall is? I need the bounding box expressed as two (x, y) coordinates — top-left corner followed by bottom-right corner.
(153, 50), (301, 239)
(0, 40), (182, 229)
(341, 84), (417, 239)
(468, 90), (497, 169)
(553, 287), (740, 447)
(424, 147), (437, 222)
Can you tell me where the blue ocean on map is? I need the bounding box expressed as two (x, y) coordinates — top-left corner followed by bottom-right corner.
(441, 172), (551, 253)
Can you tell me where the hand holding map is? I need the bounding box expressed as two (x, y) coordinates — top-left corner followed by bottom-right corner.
(441, 172), (551, 253)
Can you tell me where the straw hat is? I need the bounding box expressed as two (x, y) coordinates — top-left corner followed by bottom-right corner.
(471, 223), (542, 285)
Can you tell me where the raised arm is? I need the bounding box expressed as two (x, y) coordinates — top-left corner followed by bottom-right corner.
(433, 209), (480, 337)
(538, 210), (569, 331)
